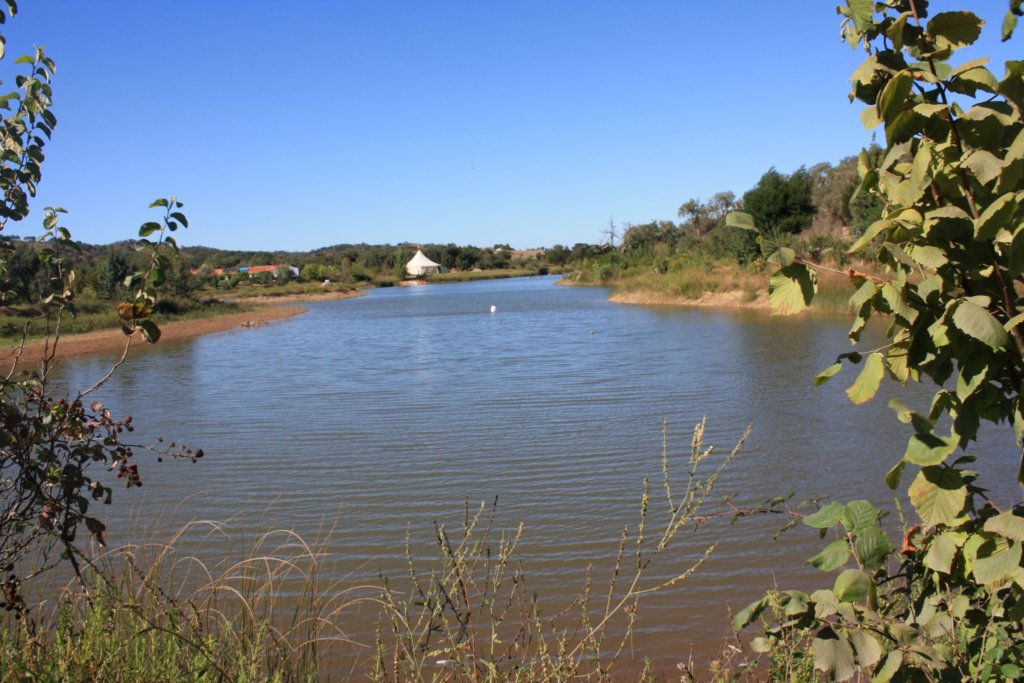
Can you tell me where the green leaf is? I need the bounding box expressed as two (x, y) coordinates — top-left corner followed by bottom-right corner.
(808, 539), (852, 572)
(860, 105), (881, 131)
(846, 352), (884, 405)
(855, 527), (893, 571)
(885, 460), (906, 490)
(886, 108), (925, 145)
(812, 633), (856, 682)
(834, 569), (871, 602)
(955, 355), (988, 402)
(874, 650), (903, 683)
(963, 150), (1002, 186)
(841, 499), (878, 533)
(881, 283), (914, 323)
(924, 205), (972, 237)
(768, 264), (816, 315)
(138, 221), (161, 238)
(904, 431), (958, 466)
(973, 193), (1016, 241)
(732, 597), (767, 631)
(928, 11), (983, 50)
(849, 280), (877, 310)
(849, 630), (882, 669)
(909, 467), (966, 528)
(877, 71), (913, 122)
(951, 300), (1009, 350)
(780, 590), (810, 616)
(149, 198), (169, 208)
(849, 219), (893, 252)
(805, 502), (844, 529)
(973, 540), (1021, 586)
(983, 511), (1024, 541)
(767, 246), (795, 266)
(953, 66), (999, 94)
(924, 532), (957, 573)
(135, 319), (161, 344)
(813, 362), (842, 387)
(151, 264), (166, 287)
(950, 57), (991, 78)
(907, 245), (947, 269)
(894, 143), (933, 206)
(847, 0), (874, 33)
(1004, 9), (1019, 42)
(887, 12), (912, 50)
(725, 211), (758, 231)
(811, 589), (840, 619)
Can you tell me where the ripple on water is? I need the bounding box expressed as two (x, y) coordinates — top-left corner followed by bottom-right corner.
(50, 276), (1022, 674)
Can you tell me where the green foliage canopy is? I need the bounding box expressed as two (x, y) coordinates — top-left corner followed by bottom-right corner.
(731, 2), (1024, 680)
(740, 167), (816, 237)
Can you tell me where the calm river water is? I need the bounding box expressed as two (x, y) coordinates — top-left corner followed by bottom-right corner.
(51, 275), (1021, 674)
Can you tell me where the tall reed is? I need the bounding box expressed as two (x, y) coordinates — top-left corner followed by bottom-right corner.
(371, 418), (750, 681)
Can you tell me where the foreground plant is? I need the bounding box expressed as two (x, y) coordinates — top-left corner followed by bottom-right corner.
(729, 1), (1024, 680)
(0, 2), (196, 613)
(1, 520), (372, 682)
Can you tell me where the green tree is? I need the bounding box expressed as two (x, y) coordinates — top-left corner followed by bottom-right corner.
(546, 244), (570, 266)
(1, 241), (41, 302)
(741, 166), (816, 237)
(678, 198), (709, 238)
(93, 251), (131, 299)
(730, 2), (1024, 679)
(393, 246), (406, 279)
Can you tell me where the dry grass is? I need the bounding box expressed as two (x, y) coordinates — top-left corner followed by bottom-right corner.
(1, 420), (751, 682)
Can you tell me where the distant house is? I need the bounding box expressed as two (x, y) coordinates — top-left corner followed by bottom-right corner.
(405, 250), (444, 277)
(203, 264), (298, 279)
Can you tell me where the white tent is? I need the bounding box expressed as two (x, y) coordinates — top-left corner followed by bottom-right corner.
(405, 249), (443, 276)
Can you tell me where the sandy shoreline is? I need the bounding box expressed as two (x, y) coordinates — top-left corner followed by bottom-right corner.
(223, 289), (365, 305)
(5, 289), (369, 366)
(608, 289), (770, 309)
(5, 305), (307, 367)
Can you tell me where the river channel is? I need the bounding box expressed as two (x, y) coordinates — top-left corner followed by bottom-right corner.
(50, 275), (1021, 675)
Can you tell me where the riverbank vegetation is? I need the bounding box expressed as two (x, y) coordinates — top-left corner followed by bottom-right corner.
(559, 153), (885, 311)
(0, 292), (249, 345)
(0, 235), (560, 340)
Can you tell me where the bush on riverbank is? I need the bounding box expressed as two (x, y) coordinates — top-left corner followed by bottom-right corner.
(567, 257), (865, 317)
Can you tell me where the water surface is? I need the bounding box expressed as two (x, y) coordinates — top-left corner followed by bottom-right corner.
(52, 276), (1021, 673)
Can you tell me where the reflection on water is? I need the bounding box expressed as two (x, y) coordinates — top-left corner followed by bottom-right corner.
(50, 275), (1021, 672)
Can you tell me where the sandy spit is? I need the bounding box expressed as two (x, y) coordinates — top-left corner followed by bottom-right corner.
(226, 289), (365, 304)
(5, 304), (310, 367)
(608, 289), (770, 309)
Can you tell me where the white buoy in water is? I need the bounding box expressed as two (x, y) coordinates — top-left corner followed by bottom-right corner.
(490, 305), (497, 313)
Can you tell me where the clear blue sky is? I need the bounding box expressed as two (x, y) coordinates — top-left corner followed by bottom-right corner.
(2, 1), (1016, 250)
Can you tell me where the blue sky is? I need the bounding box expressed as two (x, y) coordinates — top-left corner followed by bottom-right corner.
(2, 1), (1016, 250)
